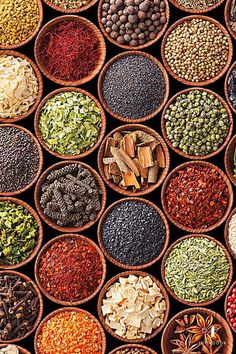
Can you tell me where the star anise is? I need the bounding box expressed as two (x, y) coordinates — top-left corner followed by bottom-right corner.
(175, 315), (196, 334)
(201, 342), (222, 354)
(187, 314), (222, 346)
(170, 333), (201, 354)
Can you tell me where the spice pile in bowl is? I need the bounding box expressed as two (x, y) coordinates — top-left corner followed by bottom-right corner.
(228, 0), (236, 33)
(173, 0), (221, 10)
(111, 346), (155, 354)
(227, 212), (236, 256)
(0, 346), (21, 354)
(226, 283), (236, 332)
(227, 67), (236, 110)
(46, 0), (93, 9)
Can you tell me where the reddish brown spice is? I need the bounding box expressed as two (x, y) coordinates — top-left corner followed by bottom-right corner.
(37, 236), (103, 303)
(165, 164), (229, 229)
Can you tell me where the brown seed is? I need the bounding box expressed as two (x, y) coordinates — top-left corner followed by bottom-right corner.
(128, 14), (138, 23)
(137, 10), (146, 19)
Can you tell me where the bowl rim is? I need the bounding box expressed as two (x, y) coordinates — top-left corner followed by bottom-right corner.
(224, 0), (236, 41)
(224, 61), (236, 114)
(43, 0), (99, 13)
(224, 280), (236, 333)
(168, 0), (225, 14)
(224, 134), (236, 187)
(224, 206), (236, 260)
(109, 344), (158, 354)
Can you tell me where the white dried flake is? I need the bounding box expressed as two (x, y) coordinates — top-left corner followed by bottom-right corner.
(101, 275), (166, 339)
(0, 345), (19, 354)
(0, 55), (38, 119)
(228, 213), (236, 255)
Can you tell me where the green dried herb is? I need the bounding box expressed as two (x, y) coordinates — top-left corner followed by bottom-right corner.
(0, 201), (38, 265)
(39, 91), (102, 156)
(164, 237), (230, 303)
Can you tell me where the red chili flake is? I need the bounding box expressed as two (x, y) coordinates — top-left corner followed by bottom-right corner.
(165, 164), (229, 229)
(38, 237), (103, 302)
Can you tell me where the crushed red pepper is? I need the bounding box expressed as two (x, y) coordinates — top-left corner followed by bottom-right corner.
(37, 236), (104, 303)
(165, 164), (229, 229)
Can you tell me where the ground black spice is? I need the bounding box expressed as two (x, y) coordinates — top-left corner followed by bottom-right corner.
(101, 199), (166, 266)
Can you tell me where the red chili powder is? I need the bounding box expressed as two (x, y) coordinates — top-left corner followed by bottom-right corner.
(165, 164), (229, 229)
(38, 20), (101, 81)
(38, 237), (103, 302)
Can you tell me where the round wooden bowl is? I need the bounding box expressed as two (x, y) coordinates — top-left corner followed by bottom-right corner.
(0, 344), (31, 354)
(224, 61), (236, 114)
(34, 87), (106, 160)
(0, 270), (43, 343)
(98, 0), (170, 50)
(97, 197), (170, 270)
(34, 307), (106, 354)
(97, 124), (170, 197)
(0, 197), (43, 270)
(43, 0), (99, 13)
(97, 51), (170, 123)
(161, 234), (233, 307)
(161, 160), (233, 233)
(161, 87), (233, 160)
(34, 15), (106, 86)
(224, 207), (236, 259)
(34, 160), (107, 233)
(0, 51), (43, 123)
(98, 270), (170, 343)
(0, 124), (43, 197)
(225, 0), (236, 41)
(161, 15), (233, 87)
(0, 0), (43, 50)
(34, 233), (106, 306)
(168, 0), (224, 13)
(224, 280), (236, 333)
(224, 135), (236, 187)
(109, 344), (158, 354)
(161, 307), (234, 354)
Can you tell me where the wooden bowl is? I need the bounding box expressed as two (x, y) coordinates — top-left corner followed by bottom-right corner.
(0, 51), (43, 123)
(0, 197), (43, 270)
(224, 207), (236, 259)
(169, 0), (224, 13)
(34, 87), (106, 160)
(161, 15), (233, 86)
(97, 270), (170, 343)
(97, 124), (170, 197)
(161, 160), (233, 233)
(97, 197), (170, 270)
(161, 87), (233, 160)
(109, 344), (158, 354)
(34, 233), (106, 306)
(161, 234), (233, 307)
(34, 15), (106, 86)
(0, 270), (43, 343)
(34, 307), (106, 354)
(0, 0), (43, 50)
(161, 307), (234, 354)
(225, 0), (236, 41)
(97, 51), (170, 123)
(224, 61), (236, 114)
(224, 280), (236, 333)
(0, 344), (31, 354)
(98, 0), (170, 50)
(34, 160), (107, 233)
(224, 135), (236, 187)
(0, 124), (43, 197)
(43, 0), (99, 12)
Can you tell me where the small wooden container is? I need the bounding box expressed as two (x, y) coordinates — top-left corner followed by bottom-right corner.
(161, 87), (233, 160)
(224, 135), (236, 187)
(97, 51), (170, 123)
(98, 0), (169, 51)
(224, 61), (236, 114)
(34, 307), (106, 354)
(0, 0), (43, 50)
(98, 270), (170, 343)
(43, 0), (98, 13)
(0, 270), (43, 343)
(161, 234), (233, 307)
(224, 280), (236, 333)
(34, 233), (106, 306)
(109, 344), (158, 354)
(97, 124), (170, 197)
(0, 197), (43, 270)
(34, 160), (107, 233)
(225, 0), (236, 41)
(34, 15), (106, 86)
(34, 87), (106, 160)
(169, 0), (224, 13)
(0, 124), (43, 197)
(161, 307), (234, 354)
(224, 207), (236, 259)
(97, 197), (170, 270)
(0, 344), (31, 354)
(161, 15), (233, 87)
(161, 160), (233, 233)
(0, 51), (43, 123)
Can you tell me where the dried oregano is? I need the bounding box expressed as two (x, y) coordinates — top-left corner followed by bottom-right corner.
(164, 237), (230, 303)
(39, 91), (102, 156)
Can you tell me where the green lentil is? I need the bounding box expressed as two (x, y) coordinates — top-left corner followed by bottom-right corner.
(39, 91), (102, 157)
(0, 201), (39, 266)
(164, 237), (230, 303)
(164, 90), (230, 156)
